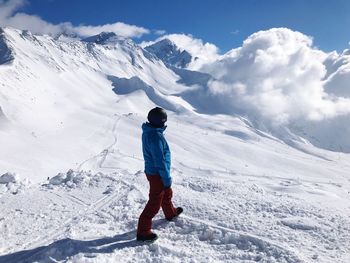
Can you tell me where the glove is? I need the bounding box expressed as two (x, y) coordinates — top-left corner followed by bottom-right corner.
(163, 178), (172, 189)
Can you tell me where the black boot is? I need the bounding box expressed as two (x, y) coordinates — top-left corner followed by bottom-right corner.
(136, 232), (158, 242)
(166, 207), (183, 221)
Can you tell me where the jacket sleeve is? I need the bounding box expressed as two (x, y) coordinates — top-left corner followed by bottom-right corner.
(149, 133), (172, 188)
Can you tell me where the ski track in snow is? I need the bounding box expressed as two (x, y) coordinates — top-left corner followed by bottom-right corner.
(23, 187), (122, 251)
(18, 183), (134, 263)
(77, 114), (122, 171)
(19, 113), (126, 256)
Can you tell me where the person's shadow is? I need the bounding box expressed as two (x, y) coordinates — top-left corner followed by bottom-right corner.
(0, 219), (169, 263)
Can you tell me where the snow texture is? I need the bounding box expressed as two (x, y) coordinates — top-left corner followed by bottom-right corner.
(48, 170), (113, 189)
(0, 172), (27, 196)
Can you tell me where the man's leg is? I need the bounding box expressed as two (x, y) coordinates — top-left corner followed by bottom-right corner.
(137, 175), (164, 235)
(161, 187), (177, 220)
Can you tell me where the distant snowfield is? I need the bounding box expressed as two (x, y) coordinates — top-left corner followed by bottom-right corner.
(0, 27), (350, 262)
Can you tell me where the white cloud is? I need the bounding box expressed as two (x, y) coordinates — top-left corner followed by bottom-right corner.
(0, 0), (149, 38)
(142, 33), (220, 70)
(0, 0), (25, 18)
(201, 28), (350, 126)
(323, 49), (350, 98)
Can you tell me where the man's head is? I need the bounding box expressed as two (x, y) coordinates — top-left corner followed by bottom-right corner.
(147, 107), (167, 128)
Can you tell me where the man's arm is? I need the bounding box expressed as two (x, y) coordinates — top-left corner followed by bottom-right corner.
(149, 134), (172, 188)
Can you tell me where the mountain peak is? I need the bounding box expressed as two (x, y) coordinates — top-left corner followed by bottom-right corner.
(152, 38), (176, 48)
(82, 32), (124, 45)
(145, 38), (192, 68)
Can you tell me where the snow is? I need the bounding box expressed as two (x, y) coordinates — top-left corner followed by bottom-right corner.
(280, 217), (318, 231)
(0, 27), (350, 262)
(0, 173), (17, 184)
(0, 172), (28, 196)
(48, 170), (110, 188)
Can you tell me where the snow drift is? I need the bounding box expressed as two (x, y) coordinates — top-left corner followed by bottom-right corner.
(0, 172), (27, 195)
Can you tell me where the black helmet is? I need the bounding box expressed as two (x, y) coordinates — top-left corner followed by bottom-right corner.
(147, 107), (167, 128)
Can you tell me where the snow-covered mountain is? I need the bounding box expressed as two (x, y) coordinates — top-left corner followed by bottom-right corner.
(0, 27), (350, 262)
(0, 27), (194, 181)
(144, 38), (192, 68)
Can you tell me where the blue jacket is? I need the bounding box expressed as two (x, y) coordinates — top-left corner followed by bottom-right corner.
(142, 122), (171, 187)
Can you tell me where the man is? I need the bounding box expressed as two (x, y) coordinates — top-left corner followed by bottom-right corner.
(137, 107), (183, 242)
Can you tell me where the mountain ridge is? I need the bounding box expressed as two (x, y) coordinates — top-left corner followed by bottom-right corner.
(0, 27), (15, 65)
(145, 38), (192, 68)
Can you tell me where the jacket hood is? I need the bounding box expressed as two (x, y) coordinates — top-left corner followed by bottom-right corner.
(142, 122), (167, 133)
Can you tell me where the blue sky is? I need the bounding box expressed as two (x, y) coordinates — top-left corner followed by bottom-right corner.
(2, 0), (350, 53)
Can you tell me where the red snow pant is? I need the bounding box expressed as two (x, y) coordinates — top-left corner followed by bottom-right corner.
(137, 174), (177, 235)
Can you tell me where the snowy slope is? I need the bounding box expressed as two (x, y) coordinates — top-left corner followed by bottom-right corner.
(0, 27), (190, 182)
(0, 27), (350, 263)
